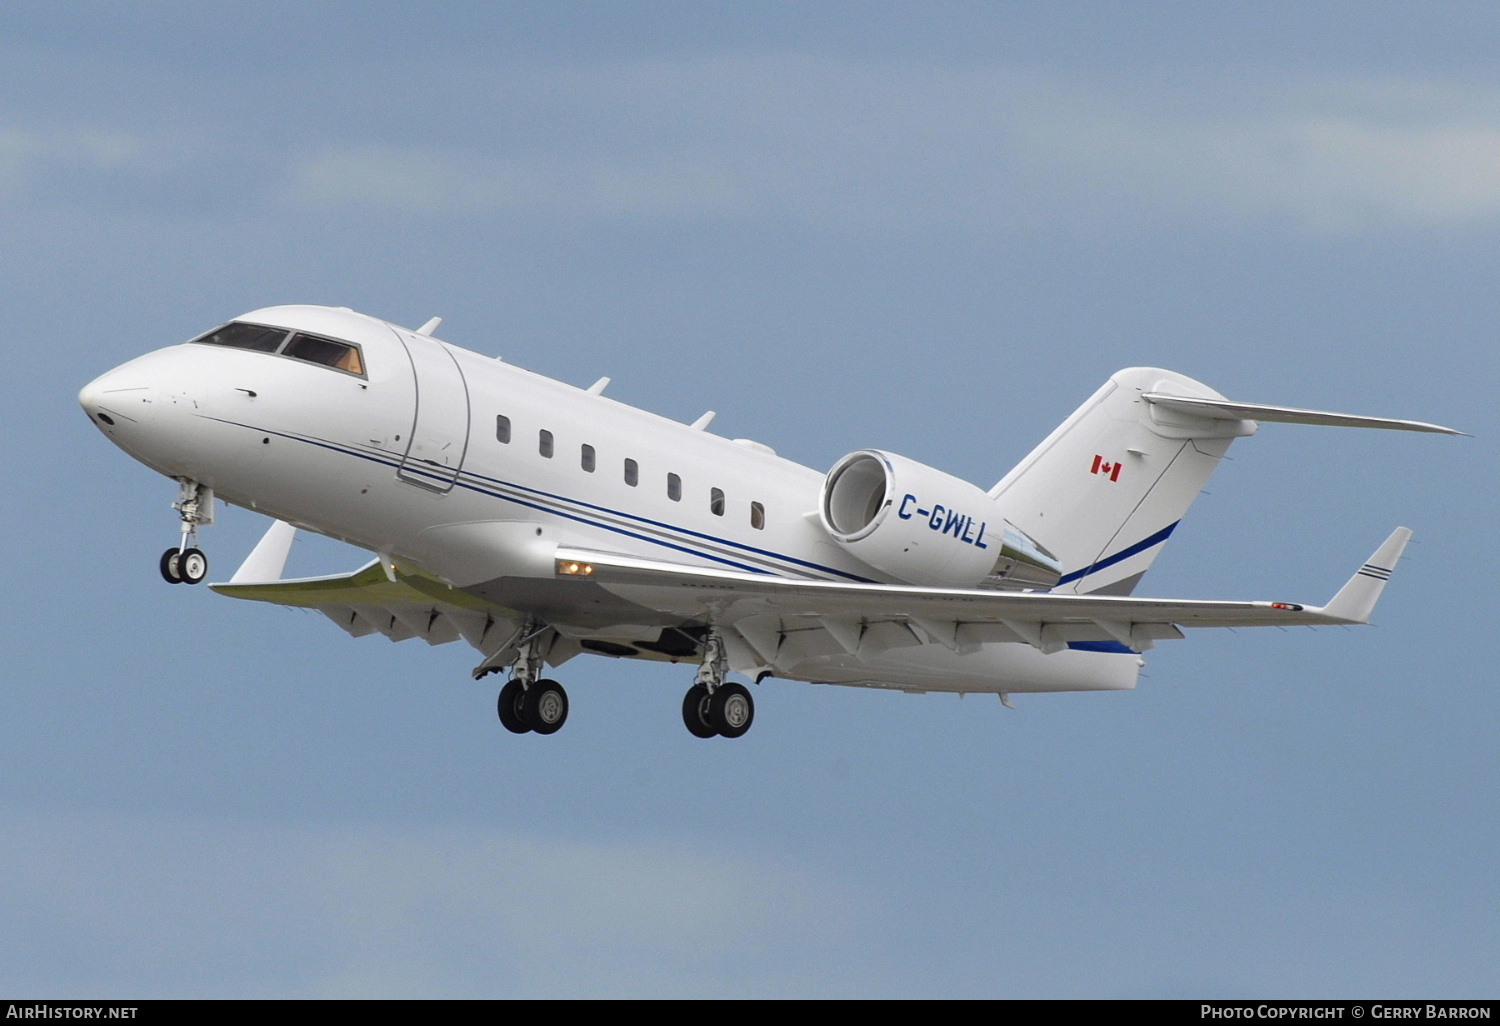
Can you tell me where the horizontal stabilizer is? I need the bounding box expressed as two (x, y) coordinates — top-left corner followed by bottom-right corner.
(1317, 527), (1413, 625)
(1142, 393), (1463, 435)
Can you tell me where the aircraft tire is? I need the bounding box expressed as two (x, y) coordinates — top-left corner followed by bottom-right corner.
(178, 547), (208, 585)
(709, 682), (754, 739)
(497, 679), (531, 734)
(159, 548), (183, 584)
(682, 685), (718, 738)
(524, 679), (568, 735)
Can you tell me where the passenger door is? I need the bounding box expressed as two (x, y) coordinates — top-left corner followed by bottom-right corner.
(392, 327), (470, 493)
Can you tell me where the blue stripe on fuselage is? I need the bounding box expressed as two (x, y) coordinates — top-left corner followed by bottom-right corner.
(203, 416), (875, 582)
(1067, 640), (1136, 654)
(1056, 521), (1179, 588)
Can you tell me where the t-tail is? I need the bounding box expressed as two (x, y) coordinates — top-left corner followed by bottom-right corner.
(988, 367), (1461, 596)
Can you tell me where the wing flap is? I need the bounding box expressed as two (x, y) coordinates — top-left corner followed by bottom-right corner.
(319, 603), (380, 639)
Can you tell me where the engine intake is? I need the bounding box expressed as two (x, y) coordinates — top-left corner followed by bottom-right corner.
(820, 450), (1062, 589)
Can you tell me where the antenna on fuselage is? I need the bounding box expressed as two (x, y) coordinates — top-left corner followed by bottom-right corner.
(587, 377), (611, 395)
(690, 411), (716, 431)
(416, 317), (442, 335)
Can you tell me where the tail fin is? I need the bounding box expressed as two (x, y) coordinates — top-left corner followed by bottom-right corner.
(989, 368), (1253, 595)
(989, 368), (1459, 596)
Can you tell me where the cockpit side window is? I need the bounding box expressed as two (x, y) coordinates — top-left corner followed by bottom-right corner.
(282, 333), (366, 376)
(191, 323), (288, 352)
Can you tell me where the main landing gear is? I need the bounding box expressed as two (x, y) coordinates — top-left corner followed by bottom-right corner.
(160, 480), (213, 585)
(498, 678), (568, 735)
(486, 624), (756, 739)
(495, 625), (570, 736)
(681, 630), (754, 739)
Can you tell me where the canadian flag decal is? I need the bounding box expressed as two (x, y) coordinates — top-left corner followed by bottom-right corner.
(1091, 454), (1122, 482)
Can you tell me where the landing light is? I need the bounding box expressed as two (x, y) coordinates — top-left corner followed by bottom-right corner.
(558, 560), (595, 577)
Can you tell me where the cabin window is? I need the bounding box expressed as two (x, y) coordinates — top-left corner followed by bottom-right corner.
(581, 444), (596, 472)
(191, 322), (288, 353)
(496, 415), (511, 443)
(539, 430), (554, 458)
(750, 501), (765, 530)
(623, 458), (639, 486)
(667, 473), (681, 501)
(282, 333), (366, 376)
(710, 487), (726, 517)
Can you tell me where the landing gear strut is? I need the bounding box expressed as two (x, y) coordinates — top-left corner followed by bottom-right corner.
(160, 480), (213, 585)
(681, 629), (754, 739)
(494, 624), (570, 735)
(486, 623), (755, 737)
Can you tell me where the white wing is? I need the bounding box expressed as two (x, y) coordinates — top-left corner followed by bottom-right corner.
(212, 529), (521, 656)
(210, 519), (1412, 662)
(554, 527), (1412, 655)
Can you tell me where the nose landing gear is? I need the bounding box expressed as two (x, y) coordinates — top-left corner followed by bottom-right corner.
(159, 546), (209, 585)
(159, 480), (213, 585)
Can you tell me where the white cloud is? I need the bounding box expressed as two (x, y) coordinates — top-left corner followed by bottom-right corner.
(284, 57), (1500, 232)
(291, 146), (744, 219)
(0, 808), (868, 998)
(0, 127), (152, 186)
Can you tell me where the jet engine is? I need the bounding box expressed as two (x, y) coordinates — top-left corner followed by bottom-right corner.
(819, 450), (1062, 589)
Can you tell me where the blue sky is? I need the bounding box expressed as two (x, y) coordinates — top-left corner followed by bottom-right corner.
(2, 2), (1495, 997)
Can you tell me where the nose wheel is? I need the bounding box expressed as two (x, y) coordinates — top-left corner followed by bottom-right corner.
(160, 546), (209, 585)
(160, 480), (214, 585)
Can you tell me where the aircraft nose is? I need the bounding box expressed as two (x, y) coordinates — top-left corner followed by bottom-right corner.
(78, 366), (143, 428)
(78, 375), (105, 418)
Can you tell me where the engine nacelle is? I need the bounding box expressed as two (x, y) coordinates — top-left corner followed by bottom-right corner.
(819, 450), (1062, 589)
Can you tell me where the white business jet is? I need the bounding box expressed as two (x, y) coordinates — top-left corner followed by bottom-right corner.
(79, 306), (1460, 739)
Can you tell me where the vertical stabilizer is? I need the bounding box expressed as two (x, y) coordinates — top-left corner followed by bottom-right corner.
(989, 368), (1253, 595)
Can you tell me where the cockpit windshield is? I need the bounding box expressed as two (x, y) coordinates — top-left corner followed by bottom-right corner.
(193, 323), (288, 352)
(190, 322), (366, 377)
(283, 333), (364, 375)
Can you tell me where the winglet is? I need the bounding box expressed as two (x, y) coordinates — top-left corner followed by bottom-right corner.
(229, 519), (298, 584)
(1318, 527), (1413, 624)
